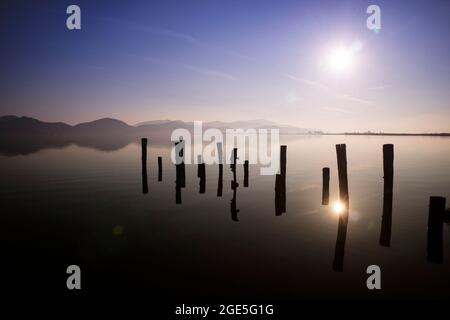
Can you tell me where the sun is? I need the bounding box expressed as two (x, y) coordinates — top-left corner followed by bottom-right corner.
(326, 46), (354, 72)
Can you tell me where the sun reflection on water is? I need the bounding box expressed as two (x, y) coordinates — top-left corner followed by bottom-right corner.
(333, 201), (345, 215)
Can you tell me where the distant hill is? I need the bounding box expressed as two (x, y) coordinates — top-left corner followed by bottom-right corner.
(0, 115), (20, 123)
(1, 115), (448, 156)
(0, 115), (319, 136)
(134, 120), (178, 126)
(204, 119), (277, 129)
(73, 118), (133, 135)
(0, 116), (72, 136)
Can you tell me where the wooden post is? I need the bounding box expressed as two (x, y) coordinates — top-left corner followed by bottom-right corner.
(141, 138), (148, 194)
(197, 155), (206, 194)
(231, 148), (238, 189)
(231, 148), (238, 172)
(427, 196), (445, 263)
(217, 142), (223, 165)
(175, 163), (182, 204)
(322, 167), (330, 205)
(336, 144), (349, 203)
(280, 145), (287, 179)
(380, 144), (394, 247)
(217, 164), (223, 197)
(383, 144), (394, 189)
(275, 145), (287, 216)
(244, 160), (249, 187)
(174, 140), (184, 203)
(217, 142), (223, 196)
(198, 155), (206, 194)
(181, 163), (186, 188)
(333, 144), (349, 272)
(175, 140), (186, 188)
(158, 156), (162, 182)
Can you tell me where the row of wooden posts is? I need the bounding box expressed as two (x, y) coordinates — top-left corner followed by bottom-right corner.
(141, 138), (253, 193)
(325, 143), (447, 268)
(141, 138), (448, 266)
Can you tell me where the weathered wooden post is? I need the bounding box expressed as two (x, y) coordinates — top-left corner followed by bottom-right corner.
(333, 144), (349, 272)
(217, 142), (223, 197)
(175, 140), (186, 188)
(174, 140), (184, 204)
(380, 144), (394, 247)
(244, 160), (249, 187)
(231, 148), (238, 189)
(217, 165), (223, 197)
(427, 196), (446, 263)
(197, 155), (202, 177)
(322, 167), (330, 205)
(180, 166), (186, 187)
(231, 148), (238, 173)
(141, 138), (148, 194)
(198, 155), (206, 194)
(217, 142), (223, 165)
(158, 156), (162, 182)
(336, 144), (349, 203)
(175, 163), (182, 204)
(275, 145), (287, 216)
(280, 145), (287, 179)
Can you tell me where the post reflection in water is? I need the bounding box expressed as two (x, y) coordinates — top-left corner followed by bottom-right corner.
(427, 196), (446, 264)
(231, 182), (239, 222)
(333, 144), (349, 272)
(332, 201), (345, 215)
(140, 139), (446, 272)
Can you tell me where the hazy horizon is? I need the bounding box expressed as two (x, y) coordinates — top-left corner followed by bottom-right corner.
(1, 0), (449, 132)
(3, 113), (450, 134)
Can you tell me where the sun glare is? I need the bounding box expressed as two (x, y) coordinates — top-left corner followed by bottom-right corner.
(333, 201), (345, 215)
(327, 47), (354, 72)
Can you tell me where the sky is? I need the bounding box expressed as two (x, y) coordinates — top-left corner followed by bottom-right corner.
(0, 0), (449, 132)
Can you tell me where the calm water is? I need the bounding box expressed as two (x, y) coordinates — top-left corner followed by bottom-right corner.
(2, 135), (450, 299)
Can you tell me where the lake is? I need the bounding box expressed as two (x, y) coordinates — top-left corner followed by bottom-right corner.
(2, 135), (450, 299)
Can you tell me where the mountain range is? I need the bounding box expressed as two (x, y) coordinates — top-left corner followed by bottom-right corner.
(0, 115), (321, 137)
